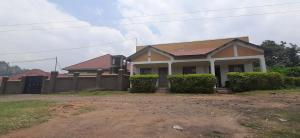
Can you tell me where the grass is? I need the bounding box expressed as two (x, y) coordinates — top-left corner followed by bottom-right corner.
(71, 106), (96, 116)
(238, 107), (300, 138)
(0, 100), (55, 134)
(234, 88), (300, 96)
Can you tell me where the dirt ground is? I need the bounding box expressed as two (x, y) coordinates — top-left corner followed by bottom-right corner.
(0, 92), (299, 138)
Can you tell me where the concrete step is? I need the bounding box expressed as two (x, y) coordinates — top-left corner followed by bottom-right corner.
(156, 88), (169, 93)
(216, 88), (233, 94)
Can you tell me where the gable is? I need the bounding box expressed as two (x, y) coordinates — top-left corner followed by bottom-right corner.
(150, 50), (170, 61)
(212, 45), (234, 58)
(130, 48), (171, 62)
(131, 52), (148, 62)
(237, 46), (263, 56)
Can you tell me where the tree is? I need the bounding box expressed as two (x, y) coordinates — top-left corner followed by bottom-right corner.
(260, 40), (300, 68)
(0, 61), (27, 76)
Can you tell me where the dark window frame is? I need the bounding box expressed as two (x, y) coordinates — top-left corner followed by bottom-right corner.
(182, 66), (197, 74)
(228, 64), (245, 72)
(140, 68), (152, 74)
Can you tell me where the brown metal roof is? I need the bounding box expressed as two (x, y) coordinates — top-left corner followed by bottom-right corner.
(63, 54), (112, 71)
(136, 37), (249, 56)
(9, 69), (50, 80)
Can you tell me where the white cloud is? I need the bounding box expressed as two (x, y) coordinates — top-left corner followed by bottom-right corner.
(117, 0), (300, 45)
(0, 0), (135, 71)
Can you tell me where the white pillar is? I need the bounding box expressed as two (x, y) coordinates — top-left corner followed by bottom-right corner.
(168, 62), (172, 75)
(259, 56), (267, 72)
(210, 59), (215, 75)
(130, 63), (134, 75)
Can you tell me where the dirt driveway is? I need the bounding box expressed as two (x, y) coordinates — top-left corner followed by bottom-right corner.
(0, 92), (299, 138)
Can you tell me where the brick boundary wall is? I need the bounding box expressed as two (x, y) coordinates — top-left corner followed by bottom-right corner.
(0, 69), (129, 94)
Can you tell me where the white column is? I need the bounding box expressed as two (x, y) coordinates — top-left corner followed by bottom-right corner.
(130, 63), (134, 75)
(168, 62), (172, 75)
(259, 56), (267, 72)
(210, 59), (215, 75)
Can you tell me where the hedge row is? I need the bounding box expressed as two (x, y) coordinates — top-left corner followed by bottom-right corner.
(227, 72), (284, 92)
(129, 74), (158, 93)
(283, 77), (300, 87)
(168, 74), (216, 93)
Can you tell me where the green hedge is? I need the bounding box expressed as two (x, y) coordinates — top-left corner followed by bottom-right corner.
(227, 72), (284, 92)
(168, 74), (216, 93)
(283, 77), (300, 87)
(269, 66), (300, 77)
(129, 74), (158, 93)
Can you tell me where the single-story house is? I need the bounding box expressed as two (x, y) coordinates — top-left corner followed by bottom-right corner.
(63, 54), (127, 75)
(127, 37), (266, 87)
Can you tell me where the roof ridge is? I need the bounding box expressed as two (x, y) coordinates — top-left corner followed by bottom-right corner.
(137, 36), (249, 47)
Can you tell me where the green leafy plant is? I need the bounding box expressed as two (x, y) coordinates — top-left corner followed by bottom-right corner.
(227, 72), (284, 92)
(129, 74), (158, 93)
(168, 74), (216, 93)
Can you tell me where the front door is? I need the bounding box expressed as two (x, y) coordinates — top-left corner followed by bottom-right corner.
(158, 67), (168, 88)
(23, 76), (43, 94)
(215, 65), (222, 87)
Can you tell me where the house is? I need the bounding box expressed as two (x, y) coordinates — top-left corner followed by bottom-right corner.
(63, 54), (127, 75)
(127, 37), (266, 87)
(8, 69), (50, 80)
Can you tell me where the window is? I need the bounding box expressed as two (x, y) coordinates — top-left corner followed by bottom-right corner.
(183, 66), (196, 74)
(229, 64), (245, 72)
(140, 68), (152, 74)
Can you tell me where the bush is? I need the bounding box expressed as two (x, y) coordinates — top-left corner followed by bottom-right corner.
(269, 66), (300, 77)
(168, 74), (216, 93)
(284, 77), (296, 87)
(227, 72), (284, 92)
(284, 77), (300, 87)
(129, 74), (158, 93)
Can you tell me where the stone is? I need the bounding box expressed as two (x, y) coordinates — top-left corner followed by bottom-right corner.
(173, 125), (183, 131)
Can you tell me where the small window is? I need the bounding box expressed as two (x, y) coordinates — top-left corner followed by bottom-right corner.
(229, 64), (245, 72)
(140, 68), (152, 74)
(183, 66), (196, 74)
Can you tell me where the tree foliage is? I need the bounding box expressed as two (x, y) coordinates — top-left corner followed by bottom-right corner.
(260, 40), (300, 67)
(0, 61), (27, 76)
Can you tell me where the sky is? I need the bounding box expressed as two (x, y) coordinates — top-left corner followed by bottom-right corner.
(0, 0), (300, 72)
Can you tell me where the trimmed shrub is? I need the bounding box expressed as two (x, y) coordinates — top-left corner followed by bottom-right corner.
(284, 77), (296, 87)
(295, 77), (300, 86)
(168, 74), (216, 93)
(269, 66), (300, 77)
(283, 77), (300, 87)
(129, 74), (158, 93)
(227, 72), (284, 92)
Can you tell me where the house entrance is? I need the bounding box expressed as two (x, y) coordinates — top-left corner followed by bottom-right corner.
(215, 65), (222, 87)
(158, 67), (168, 88)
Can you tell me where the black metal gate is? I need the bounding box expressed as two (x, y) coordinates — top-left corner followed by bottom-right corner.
(23, 76), (43, 94)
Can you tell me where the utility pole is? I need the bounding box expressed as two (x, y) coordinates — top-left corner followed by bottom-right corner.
(135, 38), (138, 47)
(54, 57), (58, 72)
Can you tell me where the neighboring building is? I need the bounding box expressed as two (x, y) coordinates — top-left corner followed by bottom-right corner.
(63, 54), (127, 75)
(7, 69), (50, 80)
(127, 37), (266, 87)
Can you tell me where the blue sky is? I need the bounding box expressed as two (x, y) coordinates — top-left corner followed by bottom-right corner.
(0, 0), (300, 71)
(49, 0), (121, 27)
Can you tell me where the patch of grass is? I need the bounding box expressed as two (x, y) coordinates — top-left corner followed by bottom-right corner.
(234, 88), (300, 96)
(238, 107), (300, 138)
(0, 100), (55, 134)
(71, 106), (96, 116)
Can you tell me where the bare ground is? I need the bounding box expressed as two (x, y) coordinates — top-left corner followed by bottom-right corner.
(0, 92), (299, 138)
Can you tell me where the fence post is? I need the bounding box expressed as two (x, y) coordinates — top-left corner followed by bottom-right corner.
(0, 77), (9, 94)
(19, 77), (26, 94)
(49, 71), (58, 93)
(41, 76), (48, 94)
(96, 69), (103, 89)
(118, 69), (125, 91)
(73, 72), (80, 92)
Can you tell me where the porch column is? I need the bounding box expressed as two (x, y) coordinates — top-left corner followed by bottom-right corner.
(168, 62), (172, 75)
(130, 63), (134, 76)
(210, 59), (215, 75)
(259, 56), (267, 72)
